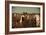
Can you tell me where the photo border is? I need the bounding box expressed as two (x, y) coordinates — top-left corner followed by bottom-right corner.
(5, 1), (45, 34)
(9, 4), (43, 32)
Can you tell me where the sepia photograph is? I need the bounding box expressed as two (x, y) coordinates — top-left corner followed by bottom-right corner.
(12, 7), (40, 28)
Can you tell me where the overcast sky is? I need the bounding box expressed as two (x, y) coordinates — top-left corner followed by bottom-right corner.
(12, 6), (40, 14)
